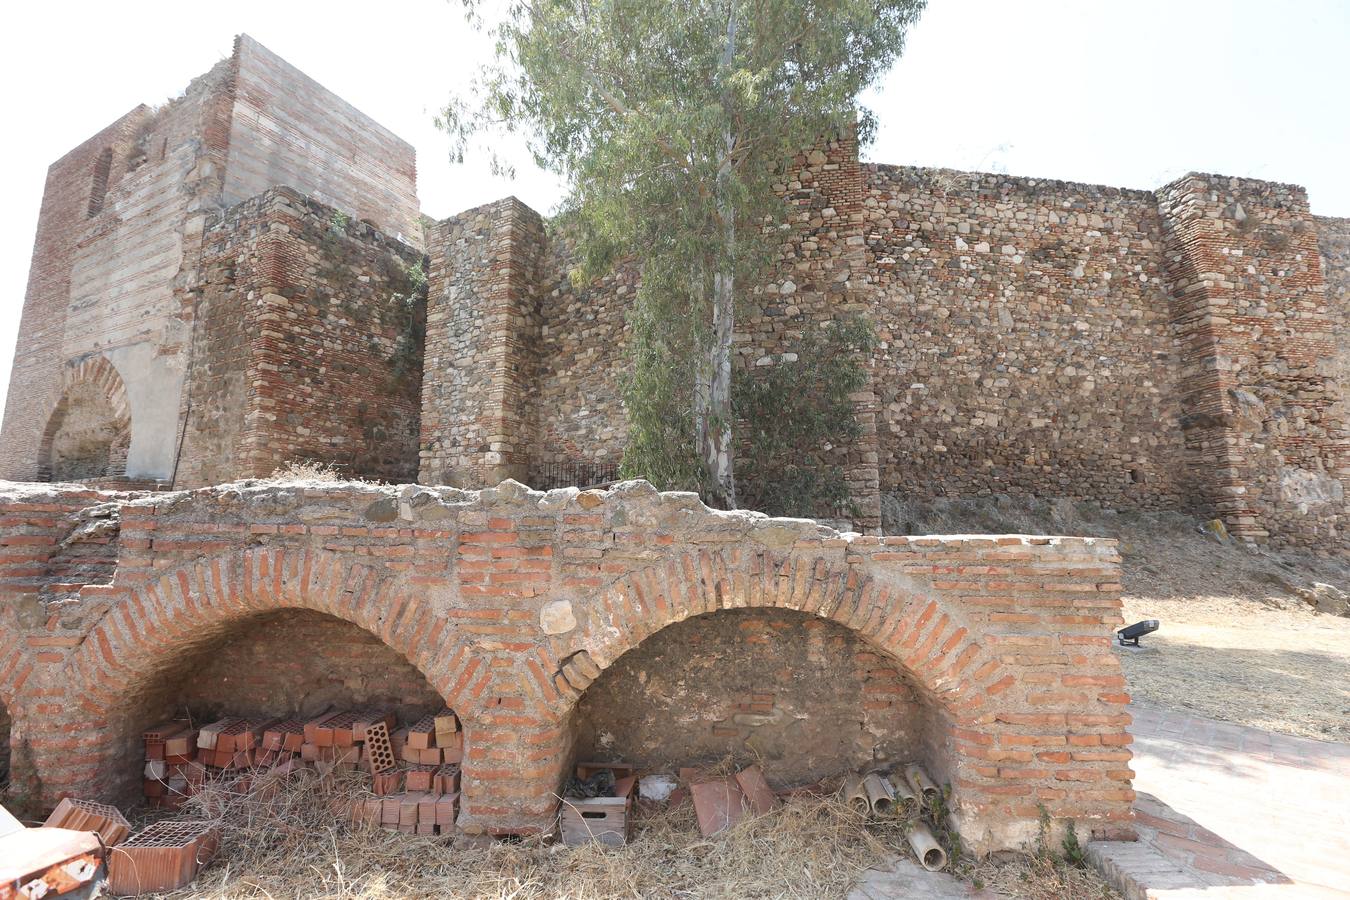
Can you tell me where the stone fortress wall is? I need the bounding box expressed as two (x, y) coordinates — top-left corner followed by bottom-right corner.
(0, 36), (419, 489)
(419, 143), (1349, 549)
(3, 36), (1346, 550)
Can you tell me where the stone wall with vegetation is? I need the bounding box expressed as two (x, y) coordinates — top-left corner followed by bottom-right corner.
(7, 38), (1345, 548)
(423, 149), (1347, 546)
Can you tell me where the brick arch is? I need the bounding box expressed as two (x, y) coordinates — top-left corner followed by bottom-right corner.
(548, 547), (1010, 720)
(37, 355), (132, 482)
(63, 548), (480, 715)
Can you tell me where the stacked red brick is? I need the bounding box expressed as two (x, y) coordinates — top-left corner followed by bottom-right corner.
(352, 709), (463, 834)
(138, 708), (462, 834)
(141, 721), (201, 809)
(107, 821), (220, 897)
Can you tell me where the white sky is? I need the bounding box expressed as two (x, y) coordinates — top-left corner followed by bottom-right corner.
(2, 0), (1347, 422)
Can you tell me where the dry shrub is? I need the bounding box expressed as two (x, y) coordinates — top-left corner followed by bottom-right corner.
(267, 460), (347, 482)
(970, 853), (1117, 900)
(171, 769), (898, 899)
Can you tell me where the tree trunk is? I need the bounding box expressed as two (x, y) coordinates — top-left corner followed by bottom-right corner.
(703, 2), (738, 508)
(708, 256), (735, 507)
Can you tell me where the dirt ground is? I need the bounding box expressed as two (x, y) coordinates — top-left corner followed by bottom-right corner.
(1116, 525), (1350, 742)
(882, 495), (1350, 743)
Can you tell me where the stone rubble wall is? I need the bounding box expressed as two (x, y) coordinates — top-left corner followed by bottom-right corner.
(433, 135), (885, 526)
(422, 151), (1348, 547)
(419, 198), (548, 488)
(865, 166), (1193, 510)
(528, 243), (634, 484)
(572, 606), (931, 786)
(1316, 216), (1350, 451)
(5, 37), (1346, 550)
(176, 187), (425, 486)
(0, 478), (1133, 853)
(1158, 175), (1348, 547)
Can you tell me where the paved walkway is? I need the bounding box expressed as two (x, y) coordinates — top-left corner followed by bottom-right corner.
(848, 854), (994, 900)
(1090, 703), (1350, 899)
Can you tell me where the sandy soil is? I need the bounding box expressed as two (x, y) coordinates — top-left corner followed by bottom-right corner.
(883, 495), (1350, 742)
(1116, 528), (1350, 742)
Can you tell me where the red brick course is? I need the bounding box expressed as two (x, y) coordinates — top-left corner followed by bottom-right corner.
(0, 478), (1132, 851)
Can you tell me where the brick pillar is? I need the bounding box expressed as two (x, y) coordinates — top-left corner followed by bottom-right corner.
(770, 131), (883, 532)
(419, 198), (547, 488)
(1159, 174), (1349, 548)
(457, 717), (571, 836)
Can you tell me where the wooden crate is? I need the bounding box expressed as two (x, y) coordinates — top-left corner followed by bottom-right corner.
(560, 796), (630, 847)
(561, 763), (637, 847)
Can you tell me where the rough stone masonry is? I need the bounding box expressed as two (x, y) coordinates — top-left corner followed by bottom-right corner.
(2, 35), (1345, 548)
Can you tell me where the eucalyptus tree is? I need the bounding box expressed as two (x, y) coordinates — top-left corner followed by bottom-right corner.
(442, 0), (926, 506)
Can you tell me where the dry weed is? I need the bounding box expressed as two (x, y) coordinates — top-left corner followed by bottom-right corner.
(970, 853), (1117, 900)
(167, 769), (901, 899)
(266, 460), (350, 483)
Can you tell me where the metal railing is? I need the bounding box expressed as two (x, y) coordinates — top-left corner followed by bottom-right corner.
(531, 460), (622, 491)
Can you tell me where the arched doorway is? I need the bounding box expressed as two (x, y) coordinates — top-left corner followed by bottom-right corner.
(38, 357), (132, 482)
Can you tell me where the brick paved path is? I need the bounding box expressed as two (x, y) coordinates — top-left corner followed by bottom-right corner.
(1090, 703), (1350, 898)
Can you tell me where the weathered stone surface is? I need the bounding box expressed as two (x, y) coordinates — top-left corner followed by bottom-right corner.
(539, 599), (577, 634)
(4, 36), (1345, 563)
(1, 35), (418, 489)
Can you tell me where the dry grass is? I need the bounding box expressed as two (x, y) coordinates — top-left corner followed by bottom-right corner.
(971, 854), (1116, 900)
(1118, 594), (1350, 741)
(165, 770), (901, 899)
(266, 460), (349, 483)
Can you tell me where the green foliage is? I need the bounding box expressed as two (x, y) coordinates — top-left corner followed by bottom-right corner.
(1035, 802), (1087, 868)
(922, 781), (965, 867)
(329, 210), (350, 234)
(618, 263), (711, 494)
(1035, 804), (1054, 861)
(387, 257), (429, 382)
(1061, 820), (1087, 868)
(443, 0), (925, 505)
(733, 317), (875, 516)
